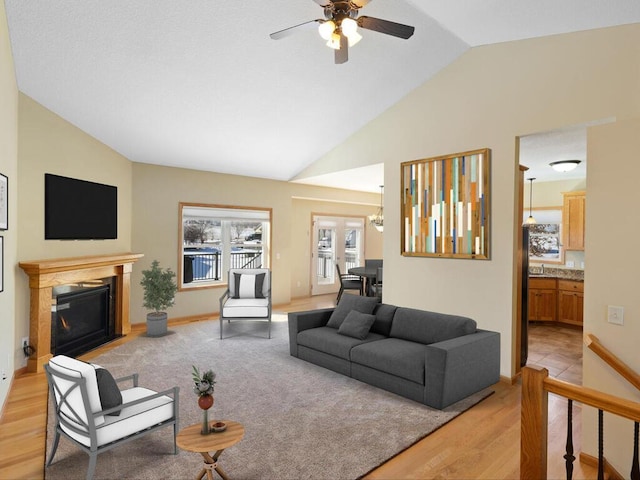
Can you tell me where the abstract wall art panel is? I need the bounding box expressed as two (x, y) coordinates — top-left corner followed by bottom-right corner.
(401, 148), (491, 259)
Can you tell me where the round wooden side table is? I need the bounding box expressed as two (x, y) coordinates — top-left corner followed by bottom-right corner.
(176, 420), (245, 480)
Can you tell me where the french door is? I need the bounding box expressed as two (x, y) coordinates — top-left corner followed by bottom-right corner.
(311, 215), (364, 296)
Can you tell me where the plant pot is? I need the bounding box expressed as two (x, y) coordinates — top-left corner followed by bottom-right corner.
(146, 312), (168, 337)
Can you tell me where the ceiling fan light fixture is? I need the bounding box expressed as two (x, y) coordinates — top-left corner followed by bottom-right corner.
(550, 160), (581, 172)
(341, 17), (358, 36)
(326, 31), (341, 50)
(346, 30), (362, 47)
(318, 20), (336, 40)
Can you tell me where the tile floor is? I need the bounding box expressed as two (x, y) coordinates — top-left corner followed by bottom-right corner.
(526, 322), (583, 384)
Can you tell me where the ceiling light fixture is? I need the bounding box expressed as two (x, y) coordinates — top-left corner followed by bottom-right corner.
(318, 20), (336, 40)
(369, 185), (384, 232)
(550, 160), (581, 172)
(525, 178), (536, 225)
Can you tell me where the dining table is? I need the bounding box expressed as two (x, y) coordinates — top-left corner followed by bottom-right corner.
(348, 266), (379, 296)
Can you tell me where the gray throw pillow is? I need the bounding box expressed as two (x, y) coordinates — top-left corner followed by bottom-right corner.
(337, 310), (376, 340)
(326, 294), (379, 329)
(95, 367), (123, 416)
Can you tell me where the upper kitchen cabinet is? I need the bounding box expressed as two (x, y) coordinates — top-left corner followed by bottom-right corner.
(562, 191), (586, 251)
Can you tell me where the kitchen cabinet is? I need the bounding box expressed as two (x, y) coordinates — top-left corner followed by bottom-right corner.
(562, 191), (586, 251)
(557, 280), (584, 326)
(528, 277), (557, 322)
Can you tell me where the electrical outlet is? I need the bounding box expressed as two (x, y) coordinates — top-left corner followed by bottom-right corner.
(607, 305), (624, 325)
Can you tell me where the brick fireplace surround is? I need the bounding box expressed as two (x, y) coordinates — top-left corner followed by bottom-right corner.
(19, 253), (143, 373)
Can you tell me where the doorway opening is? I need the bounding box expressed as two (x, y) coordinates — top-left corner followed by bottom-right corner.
(516, 120), (598, 375)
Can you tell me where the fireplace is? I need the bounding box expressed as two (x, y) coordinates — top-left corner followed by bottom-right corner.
(19, 253), (143, 372)
(51, 278), (117, 357)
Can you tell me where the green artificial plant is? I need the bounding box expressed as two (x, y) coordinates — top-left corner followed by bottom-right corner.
(140, 260), (178, 314)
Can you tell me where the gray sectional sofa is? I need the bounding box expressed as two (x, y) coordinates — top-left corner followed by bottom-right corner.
(288, 294), (500, 409)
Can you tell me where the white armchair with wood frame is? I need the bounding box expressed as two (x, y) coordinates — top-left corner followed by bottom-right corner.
(219, 268), (272, 339)
(45, 355), (179, 480)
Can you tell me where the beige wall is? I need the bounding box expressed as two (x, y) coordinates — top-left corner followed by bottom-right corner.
(300, 24), (640, 472)
(0, 1), (18, 410)
(131, 163), (382, 324)
(581, 119), (640, 470)
(14, 94), (133, 369)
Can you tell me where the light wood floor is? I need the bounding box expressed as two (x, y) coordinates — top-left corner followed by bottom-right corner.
(0, 295), (595, 479)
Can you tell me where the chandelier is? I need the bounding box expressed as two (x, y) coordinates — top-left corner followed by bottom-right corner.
(369, 185), (384, 232)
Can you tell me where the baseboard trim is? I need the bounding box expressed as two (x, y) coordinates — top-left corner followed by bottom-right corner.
(130, 312), (218, 333)
(580, 452), (625, 480)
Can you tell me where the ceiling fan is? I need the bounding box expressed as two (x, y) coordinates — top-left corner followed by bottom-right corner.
(270, 0), (415, 64)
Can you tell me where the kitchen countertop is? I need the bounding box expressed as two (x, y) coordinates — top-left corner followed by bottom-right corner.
(528, 266), (584, 281)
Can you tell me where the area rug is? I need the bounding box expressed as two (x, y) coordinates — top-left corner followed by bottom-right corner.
(45, 313), (493, 480)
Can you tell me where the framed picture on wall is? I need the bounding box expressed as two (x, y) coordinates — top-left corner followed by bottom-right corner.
(401, 148), (491, 259)
(0, 173), (7, 230)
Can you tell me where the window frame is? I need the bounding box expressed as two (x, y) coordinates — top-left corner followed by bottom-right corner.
(178, 202), (272, 291)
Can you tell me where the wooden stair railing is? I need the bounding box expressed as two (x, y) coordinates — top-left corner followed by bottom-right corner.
(585, 333), (640, 392)
(521, 365), (640, 480)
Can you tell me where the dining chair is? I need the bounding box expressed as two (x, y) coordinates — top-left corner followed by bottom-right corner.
(336, 264), (363, 302)
(371, 266), (383, 298)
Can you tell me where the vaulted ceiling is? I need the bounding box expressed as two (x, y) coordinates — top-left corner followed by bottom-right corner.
(5, 1), (640, 191)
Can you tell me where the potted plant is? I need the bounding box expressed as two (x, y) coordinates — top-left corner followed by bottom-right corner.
(140, 260), (177, 337)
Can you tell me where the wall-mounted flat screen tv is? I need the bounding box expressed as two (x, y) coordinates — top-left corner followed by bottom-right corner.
(45, 174), (118, 240)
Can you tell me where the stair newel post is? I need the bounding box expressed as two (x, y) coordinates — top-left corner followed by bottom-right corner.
(521, 366), (549, 480)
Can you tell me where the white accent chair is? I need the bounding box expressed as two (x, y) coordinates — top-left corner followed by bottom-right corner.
(45, 355), (179, 480)
(219, 268), (272, 339)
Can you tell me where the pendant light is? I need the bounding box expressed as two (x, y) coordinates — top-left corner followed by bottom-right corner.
(525, 178), (536, 225)
(369, 185), (384, 232)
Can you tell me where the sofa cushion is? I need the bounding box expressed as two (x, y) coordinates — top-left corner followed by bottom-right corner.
(338, 310), (376, 340)
(371, 303), (397, 336)
(389, 308), (477, 345)
(351, 338), (428, 384)
(326, 294), (379, 329)
(297, 326), (386, 360)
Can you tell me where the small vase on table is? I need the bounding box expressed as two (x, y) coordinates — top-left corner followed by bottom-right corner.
(192, 365), (217, 435)
(198, 393), (214, 435)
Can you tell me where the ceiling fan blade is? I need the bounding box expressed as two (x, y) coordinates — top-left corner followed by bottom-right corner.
(270, 19), (321, 40)
(357, 16), (415, 39)
(334, 33), (348, 64)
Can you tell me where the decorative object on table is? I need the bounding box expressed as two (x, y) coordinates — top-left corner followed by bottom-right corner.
(401, 148), (491, 259)
(0, 173), (7, 230)
(140, 260), (177, 337)
(192, 365), (217, 434)
(368, 185), (384, 232)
